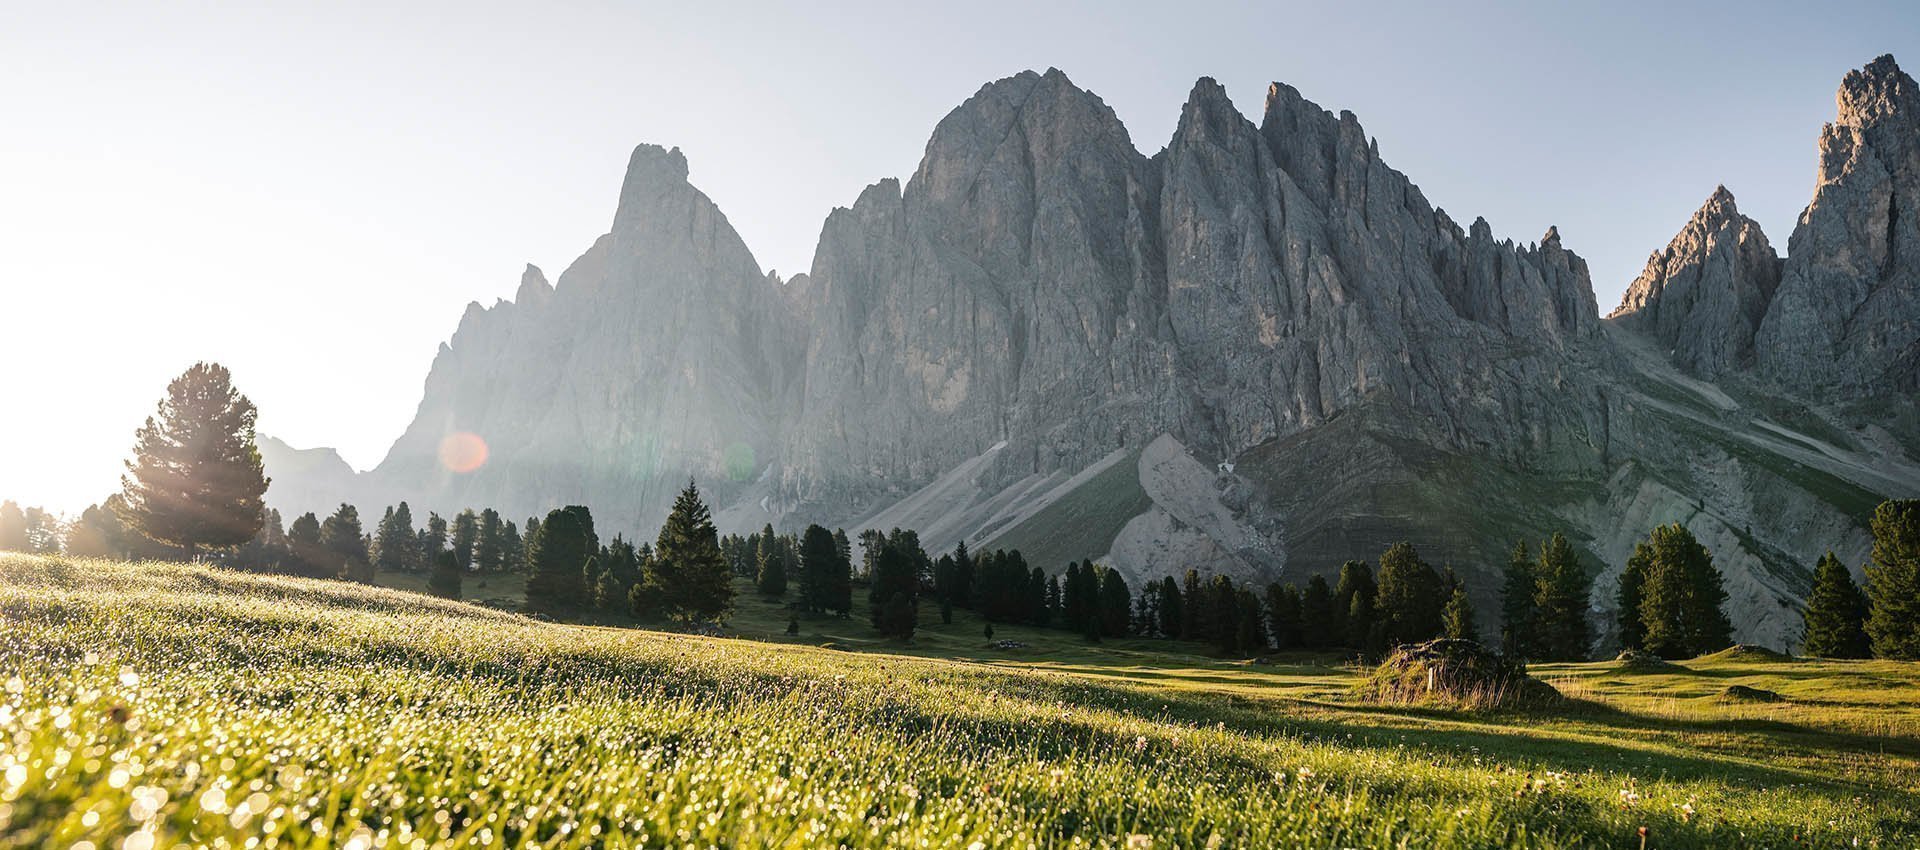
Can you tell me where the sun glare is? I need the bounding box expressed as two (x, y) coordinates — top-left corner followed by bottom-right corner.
(436, 432), (488, 474)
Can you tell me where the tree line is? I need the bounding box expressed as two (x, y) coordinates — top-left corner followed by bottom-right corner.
(9, 362), (1920, 663)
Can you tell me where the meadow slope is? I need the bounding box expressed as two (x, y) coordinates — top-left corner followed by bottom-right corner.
(2, 555), (1916, 848)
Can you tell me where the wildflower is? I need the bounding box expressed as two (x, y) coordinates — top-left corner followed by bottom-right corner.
(1133, 735), (1148, 753)
(1127, 835), (1152, 849)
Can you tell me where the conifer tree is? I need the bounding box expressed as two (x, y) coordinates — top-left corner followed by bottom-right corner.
(475, 508), (503, 572)
(1099, 566), (1131, 637)
(320, 503), (369, 582)
(115, 363), (269, 558)
(951, 540), (974, 606)
(286, 512), (322, 576)
(1346, 593), (1376, 654)
(424, 513), (448, 561)
(451, 510), (479, 570)
(1029, 566), (1051, 627)
(1048, 575), (1064, 626)
(1531, 532), (1596, 661)
(1180, 569), (1204, 641)
(1442, 587), (1478, 642)
(798, 524), (838, 613)
(526, 506), (592, 614)
(1865, 500), (1920, 660)
(1801, 551), (1870, 658)
(428, 550), (463, 599)
(1235, 588), (1266, 655)
(1300, 575), (1336, 648)
(1630, 524), (1731, 659)
(756, 530), (788, 598)
(1334, 561), (1377, 647)
(868, 538), (918, 638)
(1265, 583), (1303, 649)
(374, 504), (417, 572)
(1375, 542), (1444, 645)
(1062, 561), (1092, 632)
(1615, 545), (1649, 652)
(1207, 575), (1240, 653)
(639, 482), (734, 625)
(1499, 541), (1537, 656)
(1155, 576), (1183, 639)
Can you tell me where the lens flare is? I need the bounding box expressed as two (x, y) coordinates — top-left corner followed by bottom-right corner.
(437, 432), (488, 473)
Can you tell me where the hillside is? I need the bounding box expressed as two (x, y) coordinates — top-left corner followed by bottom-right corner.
(3, 554), (1917, 848)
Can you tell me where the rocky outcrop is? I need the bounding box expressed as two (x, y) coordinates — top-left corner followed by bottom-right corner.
(1757, 54), (1920, 396)
(1608, 187), (1781, 377)
(263, 57), (1920, 653)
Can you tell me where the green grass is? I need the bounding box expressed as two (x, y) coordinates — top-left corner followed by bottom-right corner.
(4, 555), (1918, 848)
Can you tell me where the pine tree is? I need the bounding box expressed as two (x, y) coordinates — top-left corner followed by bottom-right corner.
(451, 510), (479, 570)
(1099, 566), (1131, 637)
(1443, 587), (1478, 642)
(286, 512), (322, 576)
(1498, 541), (1537, 656)
(1532, 533), (1596, 661)
(868, 538), (918, 638)
(756, 530), (788, 598)
(374, 504), (417, 572)
(950, 540), (974, 607)
(525, 506), (592, 614)
(1615, 544), (1650, 652)
(115, 363), (269, 558)
(797, 524), (838, 613)
(1047, 575), (1063, 626)
(1346, 593), (1375, 654)
(1207, 575), (1240, 654)
(1300, 575), (1336, 648)
(1631, 524), (1732, 660)
(1375, 542), (1444, 646)
(639, 481), (735, 625)
(1233, 588), (1265, 655)
(475, 508), (503, 572)
(1029, 566), (1051, 627)
(1062, 561), (1091, 632)
(428, 550), (463, 599)
(1155, 576), (1182, 639)
(21, 507), (61, 554)
(320, 503), (369, 582)
(424, 513), (448, 561)
(1864, 500), (1920, 660)
(1801, 551), (1871, 658)
(1180, 569), (1204, 641)
(0, 501), (27, 552)
(1334, 561), (1377, 647)
(1265, 583), (1303, 649)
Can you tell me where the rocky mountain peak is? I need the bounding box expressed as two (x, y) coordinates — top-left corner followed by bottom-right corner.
(1609, 186), (1780, 376)
(514, 264), (553, 306)
(1836, 54), (1918, 129)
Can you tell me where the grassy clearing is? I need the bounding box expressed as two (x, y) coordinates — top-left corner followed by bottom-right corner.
(2, 555), (1917, 848)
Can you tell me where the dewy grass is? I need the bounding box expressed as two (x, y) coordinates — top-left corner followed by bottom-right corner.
(2, 554), (1916, 848)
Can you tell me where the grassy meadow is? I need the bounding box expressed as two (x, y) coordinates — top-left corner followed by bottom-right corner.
(3, 555), (1917, 848)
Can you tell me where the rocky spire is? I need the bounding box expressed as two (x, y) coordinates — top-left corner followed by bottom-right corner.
(1609, 186), (1781, 376)
(1756, 54), (1920, 394)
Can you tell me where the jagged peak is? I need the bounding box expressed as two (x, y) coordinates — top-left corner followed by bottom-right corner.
(1541, 225), (1562, 247)
(515, 263), (553, 305)
(1837, 53), (1917, 128)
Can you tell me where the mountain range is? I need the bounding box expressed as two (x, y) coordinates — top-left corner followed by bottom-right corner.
(263, 55), (1920, 650)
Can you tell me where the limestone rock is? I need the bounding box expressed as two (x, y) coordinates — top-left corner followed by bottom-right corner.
(1757, 54), (1920, 395)
(1608, 186), (1781, 376)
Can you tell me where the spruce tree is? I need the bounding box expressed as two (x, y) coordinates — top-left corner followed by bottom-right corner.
(1631, 524), (1732, 659)
(1300, 575), (1336, 648)
(1801, 551), (1870, 658)
(639, 481), (735, 625)
(428, 550), (463, 599)
(475, 508), (503, 572)
(1099, 567), (1131, 637)
(116, 362), (269, 558)
(1062, 561), (1091, 632)
(1029, 566), (1051, 627)
(1864, 500), (1920, 659)
(1442, 587), (1478, 642)
(320, 504), (369, 582)
(424, 513), (449, 561)
(1180, 569), (1204, 641)
(1500, 541), (1537, 656)
(951, 540), (974, 606)
(756, 530), (788, 598)
(1615, 544), (1650, 652)
(1265, 583), (1303, 649)
(868, 538), (918, 638)
(1531, 532), (1595, 661)
(287, 512), (322, 576)
(1375, 542), (1444, 645)
(374, 504), (417, 573)
(798, 524), (838, 613)
(526, 506), (592, 614)
(1334, 561), (1377, 646)
(451, 510), (479, 570)
(1234, 588), (1266, 655)
(1156, 576), (1183, 639)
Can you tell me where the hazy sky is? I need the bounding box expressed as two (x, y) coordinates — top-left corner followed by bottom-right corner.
(2, 1), (1913, 513)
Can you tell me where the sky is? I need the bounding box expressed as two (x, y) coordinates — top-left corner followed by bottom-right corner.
(2, 1), (1914, 513)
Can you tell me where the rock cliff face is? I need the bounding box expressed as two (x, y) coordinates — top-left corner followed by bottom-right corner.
(1608, 187), (1781, 377)
(1756, 54), (1920, 396)
(266, 57), (1920, 651)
